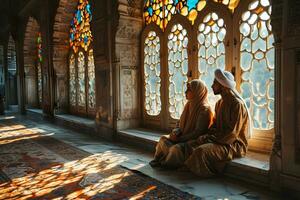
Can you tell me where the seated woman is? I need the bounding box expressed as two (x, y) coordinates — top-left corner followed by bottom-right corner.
(149, 79), (213, 168)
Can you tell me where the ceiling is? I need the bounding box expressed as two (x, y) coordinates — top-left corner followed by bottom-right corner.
(0, 0), (30, 42)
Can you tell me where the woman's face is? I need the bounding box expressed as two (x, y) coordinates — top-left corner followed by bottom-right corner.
(185, 84), (194, 100)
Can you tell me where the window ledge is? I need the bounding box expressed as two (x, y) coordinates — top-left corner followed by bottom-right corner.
(118, 128), (270, 186)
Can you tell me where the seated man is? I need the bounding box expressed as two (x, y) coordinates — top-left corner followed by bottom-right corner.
(149, 79), (213, 168)
(184, 69), (250, 177)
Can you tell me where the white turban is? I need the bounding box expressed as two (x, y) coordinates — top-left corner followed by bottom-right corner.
(214, 69), (236, 89)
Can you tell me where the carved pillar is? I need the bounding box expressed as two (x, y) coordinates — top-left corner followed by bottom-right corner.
(16, 22), (26, 114)
(115, 0), (143, 130)
(40, 0), (55, 116)
(269, 0), (283, 192)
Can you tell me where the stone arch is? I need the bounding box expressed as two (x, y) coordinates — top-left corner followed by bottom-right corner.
(52, 0), (78, 112)
(7, 34), (18, 105)
(24, 17), (40, 108)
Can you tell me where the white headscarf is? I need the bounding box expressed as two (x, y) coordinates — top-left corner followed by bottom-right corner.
(214, 69), (252, 138)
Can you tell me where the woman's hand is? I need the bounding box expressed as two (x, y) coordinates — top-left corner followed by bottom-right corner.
(169, 133), (178, 142)
(172, 128), (182, 136)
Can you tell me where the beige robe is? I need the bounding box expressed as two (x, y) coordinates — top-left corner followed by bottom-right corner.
(184, 91), (249, 177)
(153, 107), (212, 168)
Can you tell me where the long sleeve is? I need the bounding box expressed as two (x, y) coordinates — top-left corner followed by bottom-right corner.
(210, 102), (247, 145)
(178, 110), (210, 143)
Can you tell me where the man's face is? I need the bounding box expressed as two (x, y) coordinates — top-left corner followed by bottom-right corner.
(212, 79), (222, 95)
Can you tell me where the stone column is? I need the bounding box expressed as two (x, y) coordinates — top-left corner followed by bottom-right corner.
(40, 0), (55, 117)
(3, 41), (9, 109)
(16, 22), (26, 114)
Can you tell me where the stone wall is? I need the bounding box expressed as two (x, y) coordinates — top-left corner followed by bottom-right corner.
(24, 17), (40, 108)
(279, 0), (300, 195)
(52, 0), (77, 113)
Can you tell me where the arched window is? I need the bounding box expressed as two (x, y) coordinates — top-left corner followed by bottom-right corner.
(168, 23), (189, 119)
(198, 12), (226, 107)
(144, 31), (161, 116)
(7, 35), (18, 105)
(142, 0), (275, 152)
(68, 0), (95, 117)
(239, 0), (274, 132)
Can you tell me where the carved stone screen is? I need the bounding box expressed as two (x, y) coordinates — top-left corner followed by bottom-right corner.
(168, 23), (188, 119)
(69, 54), (76, 107)
(68, 0), (95, 116)
(37, 32), (43, 105)
(198, 12), (226, 108)
(37, 62), (42, 104)
(77, 51), (86, 107)
(240, 0), (274, 130)
(144, 31), (161, 116)
(296, 50), (300, 163)
(88, 49), (95, 109)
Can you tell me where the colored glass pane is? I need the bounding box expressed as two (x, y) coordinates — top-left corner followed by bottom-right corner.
(143, 0), (240, 30)
(240, 0), (274, 130)
(37, 62), (42, 105)
(7, 36), (16, 74)
(168, 24), (189, 119)
(69, 54), (76, 106)
(77, 52), (86, 107)
(69, 0), (93, 53)
(198, 12), (226, 109)
(88, 49), (95, 109)
(37, 32), (42, 62)
(144, 0), (164, 29)
(165, 0), (206, 25)
(144, 31), (161, 116)
(213, 0), (240, 12)
(36, 32), (43, 105)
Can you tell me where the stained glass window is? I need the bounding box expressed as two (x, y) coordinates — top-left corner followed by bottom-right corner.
(198, 12), (226, 108)
(144, 31), (161, 116)
(69, 54), (76, 106)
(213, 0), (240, 12)
(69, 0), (92, 53)
(7, 36), (16, 75)
(37, 32), (42, 62)
(144, 0), (164, 29)
(143, 0), (240, 30)
(88, 49), (95, 109)
(168, 24), (189, 119)
(165, 0), (206, 25)
(77, 51), (86, 107)
(36, 32), (43, 105)
(239, 0), (274, 130)
(68, 0), (95, 115)
(37, 62), (42, 104)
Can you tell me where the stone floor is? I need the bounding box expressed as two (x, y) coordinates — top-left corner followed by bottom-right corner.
(0, 113), (285, 200)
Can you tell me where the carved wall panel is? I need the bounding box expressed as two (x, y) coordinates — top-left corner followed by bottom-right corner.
(296, 50), (300, 163)
(115, 13), (142, 123)
(25, 77), (37, 107)
(120, 67), (138, 119)
(287, 0), (300, 36)
(117, 44), (139, 67)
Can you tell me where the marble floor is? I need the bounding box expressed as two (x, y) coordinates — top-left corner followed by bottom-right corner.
(0, 113), (284, 200)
